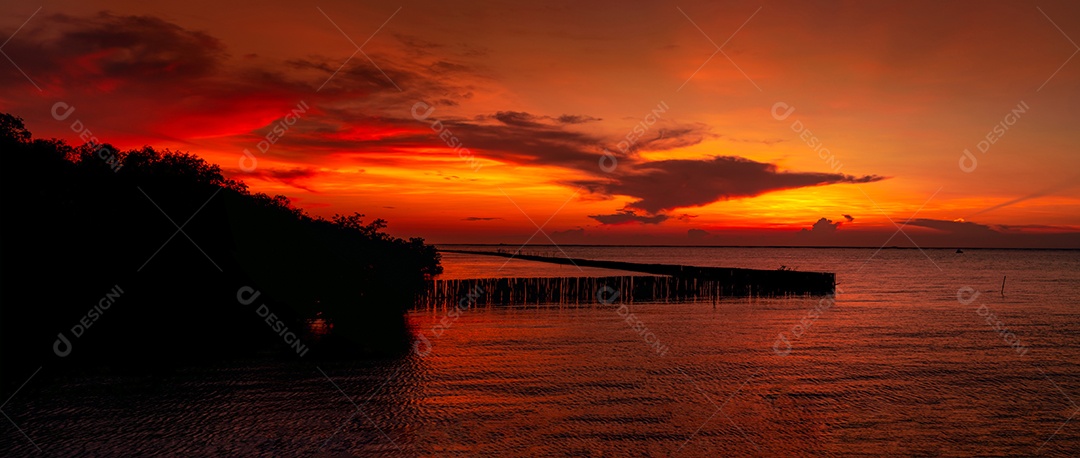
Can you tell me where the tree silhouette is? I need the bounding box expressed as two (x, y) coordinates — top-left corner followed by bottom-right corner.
(0, 113), (441, 388)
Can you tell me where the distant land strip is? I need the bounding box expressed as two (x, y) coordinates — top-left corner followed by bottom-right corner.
(439, 249), (836, 297)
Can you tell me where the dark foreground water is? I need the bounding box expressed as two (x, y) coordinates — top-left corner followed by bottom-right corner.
(3, 247), (1079, 456)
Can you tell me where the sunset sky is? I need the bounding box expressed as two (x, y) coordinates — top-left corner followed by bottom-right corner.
(2, 0), (1079, 247)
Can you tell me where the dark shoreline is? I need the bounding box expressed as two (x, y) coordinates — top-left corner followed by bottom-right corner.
(437, 244), (1080, 250)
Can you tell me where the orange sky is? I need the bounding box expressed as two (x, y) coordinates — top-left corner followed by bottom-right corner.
(2, 0), (1079, 246)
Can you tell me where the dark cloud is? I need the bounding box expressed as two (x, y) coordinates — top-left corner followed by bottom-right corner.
(275, 113), (714, 182)
(393, 33), (489, 59)
(589, 211), (669, 225)
(427, 61), (472, 75)
(997, 224), (1076, 232)
(549, 227), (587, 243)
(491, 111), (546, 128)
(688, 228), (710, 240)
(393, 33), (443, 50)
(884, 219), (1080, 248)
(462, 217), (502, 221)
(721, 135), (786, 146)
(843, 214), (855, 222)
(630, 125), (710, 154)
(0, 12), (226, 87)
(814, 218), (840, 233)
(0, 12), (344, 139)
(903, 218), (998, 236)
(489, 112), (600, 128)
(286, 57), (413, 91)
(0, 11), (892, 224)
(457, 44), (490, 58)
(61, 12), (224, 79)
(402, 113), (611, 171)
(800, 217), (841, 235)
(235, 167), (323, 192)
(229, 109), (611, 173)
(575, 156), (886, 214)
(3, 10), (479, 128)
(557, 115), (601, 124)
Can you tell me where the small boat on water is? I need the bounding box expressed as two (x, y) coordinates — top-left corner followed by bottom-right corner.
(955, 249), (964, 254)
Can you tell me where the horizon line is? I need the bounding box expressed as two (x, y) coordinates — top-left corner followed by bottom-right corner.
(433, 244), (1080, 250)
